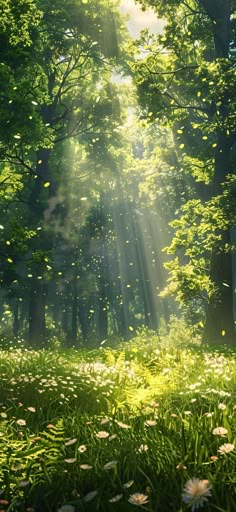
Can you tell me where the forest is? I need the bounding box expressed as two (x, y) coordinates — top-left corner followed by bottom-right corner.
(0, 0), (236, 511)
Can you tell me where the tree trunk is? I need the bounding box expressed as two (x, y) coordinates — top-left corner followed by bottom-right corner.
(203, 134), (235, 343)
(204, 229), (235, 344)
(29, 279), (47, 346)
(78, 298), (89, 342)
(13, 299), (19, 337)
(71, 272), (78, 346)
(200, 0), (235, 344)
(97, 278), (108, 341)
(198, 0), (231, 58)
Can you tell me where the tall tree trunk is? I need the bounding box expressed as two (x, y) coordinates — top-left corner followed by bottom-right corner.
(97, 275), (108, 341)
(28, 142), (59, 346)
(204, 133), (235, 343)
(78, 298), (89, 342)
(13, 299), (19, 337)
(204, 230), (235, 344)
(71, 272), (78, 346)
(199, 0), (235, 344)
(29, 278), (47, 346)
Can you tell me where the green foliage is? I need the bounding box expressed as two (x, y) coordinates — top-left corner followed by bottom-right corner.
(162, 176), (236, 304)
(132, 0), (236, 343)
(0, 0), (42, 47)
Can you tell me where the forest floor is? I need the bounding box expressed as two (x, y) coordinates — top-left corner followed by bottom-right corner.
(0, 325), (235, 512)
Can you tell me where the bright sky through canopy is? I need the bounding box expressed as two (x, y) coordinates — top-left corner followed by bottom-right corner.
(120, 0), (164, 37)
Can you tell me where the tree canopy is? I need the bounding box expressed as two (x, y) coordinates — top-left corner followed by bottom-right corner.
(0, 0), (236, 346)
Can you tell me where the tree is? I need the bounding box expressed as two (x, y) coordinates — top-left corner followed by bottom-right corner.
(133, 0), (236, 344)
(0, 0), (128, 345)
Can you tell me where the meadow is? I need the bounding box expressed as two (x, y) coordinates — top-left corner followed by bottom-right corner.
(0, 321), (235, 512)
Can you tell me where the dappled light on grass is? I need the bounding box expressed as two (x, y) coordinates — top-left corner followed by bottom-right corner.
(0, 330), (235, 510)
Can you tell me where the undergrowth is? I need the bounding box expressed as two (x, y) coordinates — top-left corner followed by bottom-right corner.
(0, 328), (235, 512)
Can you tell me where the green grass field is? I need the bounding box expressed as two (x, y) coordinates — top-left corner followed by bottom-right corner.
(0, 326), (235, 512)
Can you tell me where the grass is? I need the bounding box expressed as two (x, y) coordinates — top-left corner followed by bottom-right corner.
(0, 327), (235, 512)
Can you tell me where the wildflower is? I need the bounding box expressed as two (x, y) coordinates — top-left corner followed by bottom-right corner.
(80, 464), (93, 469)
(96, 431), (109, 438)
(71, 489), (80, 498)
(171, 413), (178, 418)
(109, 494), (123, 503)
(128, 493), (149, 506)
(58, 506), (75, 512)
(210, 456), (218, 461)
(104, 460), (118, 470)
(138, 444), (149, 453)
(100, 417), (109, 425)
(219, 391), (231, 397)
(123, 480), (134, 489)
(218, 443), (234, 455)
(204, 412), (214, 418)
(78, 444), (87, 453)
(16, 419), (26, 426)
(84, 490), (98, 502)
(212, 427), (227, 437)
(30, 436), (41, 442)
(109, 434), (117, 441)
(182, 478), (211, 511)
(27, 407), (36, 413)
(176, 463), (187, 470)
(144, 419), (157, 427)
(116, 421), (131, 429)
(65, 438), (77, 447)
(64, 458), (77, 463)
(218, 403), (226, 410)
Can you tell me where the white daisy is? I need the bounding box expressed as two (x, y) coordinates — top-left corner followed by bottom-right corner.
(128, 493), (149, 506)
(218, 443), (234, 455)
(182, 478), (211, 511)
